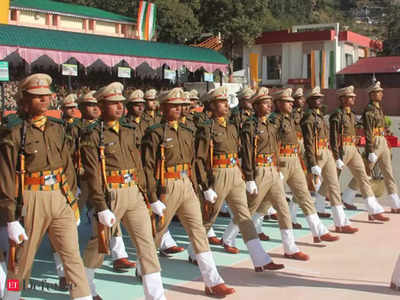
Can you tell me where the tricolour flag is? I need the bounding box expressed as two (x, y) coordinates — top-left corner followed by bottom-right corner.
(137, 1), (157, 41)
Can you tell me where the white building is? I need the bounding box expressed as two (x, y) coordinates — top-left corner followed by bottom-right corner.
(243, 23), (382, 88)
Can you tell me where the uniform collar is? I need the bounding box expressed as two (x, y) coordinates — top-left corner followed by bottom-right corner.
(31, 115), (47, 131)
(215, 116), (227, 128)
(106, 120), (119, 134)
(343, 106), (351, 114)
(168, 120), (179, 131)
(372, 101), (380, 109)
(259, 115), (268, 124)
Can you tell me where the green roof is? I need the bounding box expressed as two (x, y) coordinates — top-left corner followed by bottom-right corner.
(10, 0), (134, 23)
(0, 24), (229, 65)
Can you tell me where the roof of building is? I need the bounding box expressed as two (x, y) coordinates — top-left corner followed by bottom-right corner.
(255, 29), (381, 51)
(0, 24), (228, 66)
(338, 56), (400, 75)
(10, 0), (134, 23)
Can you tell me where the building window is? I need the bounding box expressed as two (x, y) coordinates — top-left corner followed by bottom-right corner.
(89, 20), (95, 31)
(345, 53), (353, 66)
(266, 56), (281, 80)
(52, 15), (58, 26)
(121, 24), (126, 34)
(10, 9), (17, 21)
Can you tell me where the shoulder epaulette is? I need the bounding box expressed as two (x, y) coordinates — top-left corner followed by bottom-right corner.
(180, 123), (194, 133)
(268, 112), (278, 122)
(4, 114), (23, 129)
(199, 119), (212, 127)
(230, 106), (239, 115)
(82, 120), (100, 133)
(119, 119), (135, 129)
(47, 116), (65, 125)
(147, 122), (163, 131)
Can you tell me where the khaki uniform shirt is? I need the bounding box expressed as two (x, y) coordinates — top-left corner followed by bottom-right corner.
(230, 107), (254, 132)
(0, 116), (75, 221)
(142, 111), (162, 130)
(363, 102), (386, 155)
(292, 107), (304, 137)
(196, 118), (240, 190)
(269, 112), (299, 146)
(301, 108), (330, 168)
(241, 116), (279, 181)
(329, 107), (357, 160)
(141, 121), (197, 203)
(124, 114), (147, 147)
(80, 120), (145, 212)
(180, 113), (197, 132)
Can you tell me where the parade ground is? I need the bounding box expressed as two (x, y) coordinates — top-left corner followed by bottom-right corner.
(17, 121), (400, 300)
(19, 204), (399, 300)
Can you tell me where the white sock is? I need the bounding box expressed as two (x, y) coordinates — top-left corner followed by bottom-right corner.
(342, 188), (357, 205)
(314, 193), (326, 213)
(142, 272), (166, 300)
(84, 268), (97, 297)
(365, 196), (384, 215)
(110, 236), (129, 261)
(331, 205), (351, 227)
(246, 238), (271, 268)
(281, 229), (299, 255)
(222, 221), (239, 247)
(53, 252), (65, 277)
(196, 251), (224, 288)
(159, 230), (178, 251)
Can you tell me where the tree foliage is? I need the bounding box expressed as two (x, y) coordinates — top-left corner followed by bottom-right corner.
(57, 0), (398, 59)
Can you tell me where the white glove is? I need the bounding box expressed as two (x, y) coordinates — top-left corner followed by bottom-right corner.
(7, 221), (28, 244)
(245, 181), (258, 194)
(280, 172), (284, 181)
(76, 218), (81, 227)
(151, 200), (166, 217)
(368, 152), (378, 163)
(203, 188), (218, 204)
(311, 165), (322, 177)
(336, 159), (345, 170)
(98, 209), (116, 227)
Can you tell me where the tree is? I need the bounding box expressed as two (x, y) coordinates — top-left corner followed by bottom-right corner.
(152, 0), (201, 44)
(197, 0), (273, 69)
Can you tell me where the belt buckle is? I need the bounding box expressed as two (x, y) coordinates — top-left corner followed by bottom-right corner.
(230, 157), (237, 166)
(123, 174), (132, 183)
(44, 174), (57, 186)
(267, 156), (273, 163)
(180, 170), (188, 178)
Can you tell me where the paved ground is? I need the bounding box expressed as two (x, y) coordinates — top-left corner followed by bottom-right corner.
(163, 209), (400, 300)
(17, 119), (400, 299)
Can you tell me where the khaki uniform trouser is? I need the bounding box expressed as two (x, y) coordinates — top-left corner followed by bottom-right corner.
(316, 148), (342, 207)
(247, 166), (292, 229)
(273, 156), (316, 216)
(320, 145), (374, 199)
(80, 179), (122, 238)
(83, 185), (160, 275)
(348, 136), (398, 195)
(203, 166), (258, 243)
(8, 190), (90, 298)
(155, 176), (209, 254)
